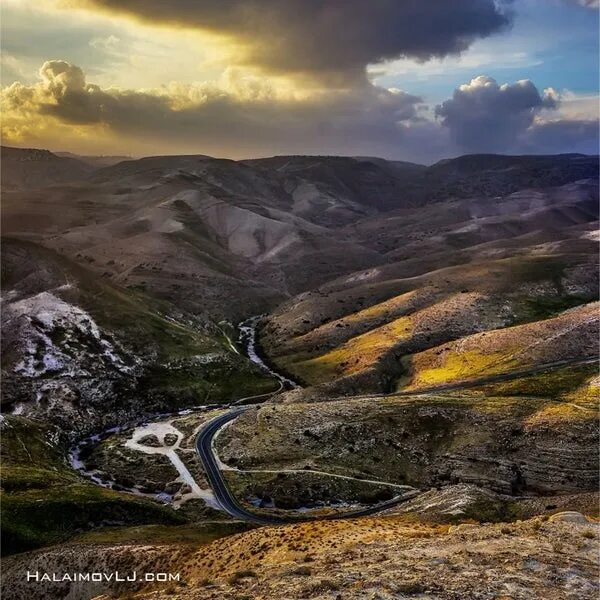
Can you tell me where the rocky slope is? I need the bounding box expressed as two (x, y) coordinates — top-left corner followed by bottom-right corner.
(1, 149), (598, 593)
(1, 239), (276, 435)
(218, 369), (599, 499)
(0, 240), (275, 555)
(3, 150), (597, 320)
(261, 179), (599, 394)
(2, 512), (598, 600)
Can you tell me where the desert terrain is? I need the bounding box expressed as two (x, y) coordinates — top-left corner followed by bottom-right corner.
(1, 147), (598, 599)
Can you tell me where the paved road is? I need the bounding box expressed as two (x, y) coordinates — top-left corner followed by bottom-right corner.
(195, 355), (597, 525)
(195, 408), (419, 525)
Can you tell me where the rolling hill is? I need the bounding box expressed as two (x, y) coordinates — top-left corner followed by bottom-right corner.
(1, 146), (93, 191)
(1, 149), (598, 597)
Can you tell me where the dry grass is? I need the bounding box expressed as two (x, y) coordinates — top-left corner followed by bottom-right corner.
(288, 316), (412, 383)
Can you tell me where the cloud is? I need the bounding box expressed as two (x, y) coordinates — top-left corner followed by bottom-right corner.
(523, 119), (599, 154)
(1, 60), (434, 160)
(71, 0), (514, 81)
(3, 61), (595, 161)
(564, 0), (599, 8)
(435, 75), (559, 152)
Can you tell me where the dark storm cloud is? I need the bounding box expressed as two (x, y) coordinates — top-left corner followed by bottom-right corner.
(78, 0), (514, 79)
(435, 76), (559, 152)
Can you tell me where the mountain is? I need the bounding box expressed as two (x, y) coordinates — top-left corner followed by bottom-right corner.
(1, 238), (277, 435)
(2, 153), (392, 320)
(262, 178), (599, 395)
(1, 150), (598, 598)
(245, 154), (427, 212)
(2, 149), (598, 437)
(3, 151), (597, 321)
(422, 153), (599, 202)
(55, 151), (131, 168)
(1, 146), (93, 190)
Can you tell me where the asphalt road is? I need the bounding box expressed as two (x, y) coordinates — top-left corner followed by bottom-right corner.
(195, 408), (420, 525)
(195, 355), (598, 525)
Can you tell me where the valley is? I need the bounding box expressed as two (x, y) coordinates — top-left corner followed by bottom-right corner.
(0, 147), (598, 599)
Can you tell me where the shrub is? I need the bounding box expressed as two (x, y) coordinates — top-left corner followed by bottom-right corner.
(290, 565), (312, 576)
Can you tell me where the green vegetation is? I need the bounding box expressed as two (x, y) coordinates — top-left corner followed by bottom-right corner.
(69, 274), (221, 361)
(224, 470), (402, 511)
(519, 295), (595, 322)
(73, 522), (250, 545)
(474, 363), (598, 400)
(221, 388), (598, 503)
(1, 483), (183, 556)
(287, 316), (412, 383)
(1, 416), (183, 556)
(508, 255), (568, 287)
(2, 237), (279, 409)
(408, 350), (519, 388)
(138, 362), (279, 407)
(398, 495), (524, 526)
(1, 237), (221, 361)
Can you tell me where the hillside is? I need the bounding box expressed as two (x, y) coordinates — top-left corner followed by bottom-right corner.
(2, 513), (598, 600)
(1, 238), (276, 432)
(426, 153), (599, 200)
(261, 179), (599, 394)
(3, 152), (597, 322)
(0, 146), (93, 190)
(2, 154), (391, 318)
(55, 151), (131, 168)
(218, 371), (598, 499)
(1, 150), (598, 598)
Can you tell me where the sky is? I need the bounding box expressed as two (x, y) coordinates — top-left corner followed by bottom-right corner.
(1, 0), (598, 163)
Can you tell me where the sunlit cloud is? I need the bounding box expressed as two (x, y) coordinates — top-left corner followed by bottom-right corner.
(1, 0), (597, 159)
(50, 0), (515, 83)
(1, 60), (434, 159)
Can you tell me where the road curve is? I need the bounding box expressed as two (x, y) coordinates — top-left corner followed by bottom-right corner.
(195, 408), (419, 525)
(196, 409), (288, 524)
(195, 355), (598, 525)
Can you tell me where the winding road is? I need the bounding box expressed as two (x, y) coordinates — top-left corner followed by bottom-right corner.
(194, 319), (597, 525)
(195, 317), (422, 524)
(67, 313), (597, 526)
(195, 408), (420, 525)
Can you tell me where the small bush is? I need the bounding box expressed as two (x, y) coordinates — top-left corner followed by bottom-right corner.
(302, 578), (340, 595)
(397, 580), (426, 594)
(290, 565), (312, 576)
(531, 520), (543, 531)
(582, 529), (596, 539)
